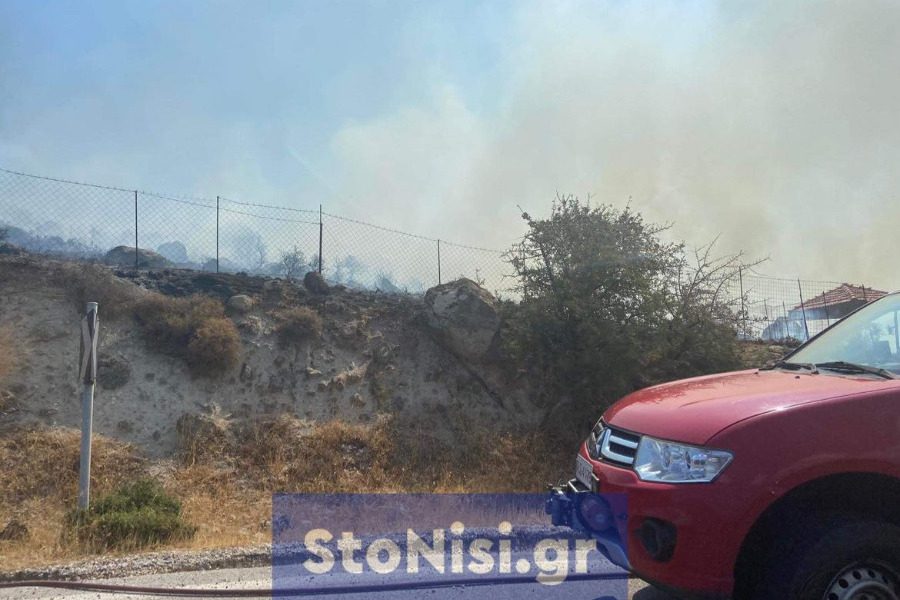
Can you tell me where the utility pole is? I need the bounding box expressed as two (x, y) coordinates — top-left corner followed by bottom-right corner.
(78, 302), (99, 510)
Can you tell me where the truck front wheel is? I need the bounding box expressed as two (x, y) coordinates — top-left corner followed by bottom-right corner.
(753, 516), (900, 600)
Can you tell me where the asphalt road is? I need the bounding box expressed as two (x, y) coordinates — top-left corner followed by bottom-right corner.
(0, 567), (676, 600)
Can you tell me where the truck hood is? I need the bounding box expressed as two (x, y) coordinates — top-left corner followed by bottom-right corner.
(603, 369), (898, 445)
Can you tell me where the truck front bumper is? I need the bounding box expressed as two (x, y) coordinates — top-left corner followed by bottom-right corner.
(545, 479), (630, 570)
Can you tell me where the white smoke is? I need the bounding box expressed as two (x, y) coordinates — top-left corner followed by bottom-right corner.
(327, 0), (900, 285)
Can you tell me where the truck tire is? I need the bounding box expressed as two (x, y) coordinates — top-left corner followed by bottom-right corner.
(753, 515), (900, 600)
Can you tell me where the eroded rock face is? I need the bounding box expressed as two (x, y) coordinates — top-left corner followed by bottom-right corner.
(424, 278), (500, 361)
(105, 246), (172, 269)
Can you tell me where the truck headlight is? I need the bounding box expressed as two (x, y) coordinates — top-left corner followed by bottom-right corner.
(633, 436), (733, 483)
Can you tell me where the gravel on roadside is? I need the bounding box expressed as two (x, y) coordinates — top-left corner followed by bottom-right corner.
(0, 544), (272, 582)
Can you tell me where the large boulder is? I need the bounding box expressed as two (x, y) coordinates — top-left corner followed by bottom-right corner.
(424, 278), (500, 361)
(303, 271), (330, 295)
(227, 294), (255, 313)
(157, 241), (188, 264)
(105, 245), (172, 269)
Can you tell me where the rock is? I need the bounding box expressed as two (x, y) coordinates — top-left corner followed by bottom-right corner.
(202, 257), (239, 273)
(424, 278), (501, 361)
(157, 241), (188, 264)
(303, 271), (330, 295)
(105, 246), (172, 269)
(227, 294), (254, 313)
(0, 519), (28, 541)
(104, 246), (172, 269)
(98, 354), (131, 390)
(328, 363), (367, 391)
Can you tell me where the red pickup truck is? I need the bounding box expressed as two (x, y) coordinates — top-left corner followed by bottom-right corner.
(547, 292), (900, 599)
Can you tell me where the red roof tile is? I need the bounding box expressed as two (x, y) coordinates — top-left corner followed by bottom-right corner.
(796, 283), (888, 310)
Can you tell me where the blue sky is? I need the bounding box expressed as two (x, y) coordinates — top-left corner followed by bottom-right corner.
(2, 1), (900, 283)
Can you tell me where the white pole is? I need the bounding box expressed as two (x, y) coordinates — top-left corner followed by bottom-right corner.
(78, 302), (99, 510)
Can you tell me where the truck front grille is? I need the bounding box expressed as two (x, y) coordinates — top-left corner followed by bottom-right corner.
(588, 421), (641, 466)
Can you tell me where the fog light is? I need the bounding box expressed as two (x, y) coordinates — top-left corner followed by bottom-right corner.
(576, 494), (613, 533)
(639, 518), (677, 562)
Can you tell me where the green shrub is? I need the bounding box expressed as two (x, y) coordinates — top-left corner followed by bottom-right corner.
(67, 479), (195, 552)
(275, 307), (323, 346)
(135, 294), (240, 375)
(504, 196), (745, 423)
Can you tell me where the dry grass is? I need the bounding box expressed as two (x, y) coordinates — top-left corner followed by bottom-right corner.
(53, 262), (141, 320)
(0, 326), (15, 383)
(0, 428), (148, 569)
(0, 419), (569, 571)
(135, 294), (241, 376)
(274, 307), (323, 346)
(186, 318), (241, 376)
(737, 340), (793, 368)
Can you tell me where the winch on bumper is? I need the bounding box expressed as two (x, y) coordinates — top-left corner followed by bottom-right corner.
(545, 478), (630, 570)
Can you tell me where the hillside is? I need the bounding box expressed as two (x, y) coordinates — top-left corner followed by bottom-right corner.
(0, 252), (788, 572)
(0, 255), (542, 457)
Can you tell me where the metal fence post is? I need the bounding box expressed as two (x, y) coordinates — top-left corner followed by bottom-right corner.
(437, 239), (442, 285)
(134, 190), (139, 269)
(78, 302), (99, 510)
(318, 205), (323, 275)
(216, 196), (220, 273)
(782, 301), (790, 340)
(797, 279), (810, 340)
(739, 267), (746, 338)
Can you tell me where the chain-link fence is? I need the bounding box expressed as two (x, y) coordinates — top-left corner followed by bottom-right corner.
(728, 270), (892, 343)
(0, 167), (894, 339)
(0, 168), (512, 294)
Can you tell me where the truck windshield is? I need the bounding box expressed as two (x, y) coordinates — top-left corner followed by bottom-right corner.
(790, 293), (900, 376)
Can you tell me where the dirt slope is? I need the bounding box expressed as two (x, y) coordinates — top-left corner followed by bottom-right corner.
(0, 257), (541, 457)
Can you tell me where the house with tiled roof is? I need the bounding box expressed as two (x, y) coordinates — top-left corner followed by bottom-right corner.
(793, 283), (888, 320)
(761, 283), (888, 342)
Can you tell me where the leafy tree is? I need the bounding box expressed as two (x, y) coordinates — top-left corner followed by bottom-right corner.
(504, 195), (747, 419)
